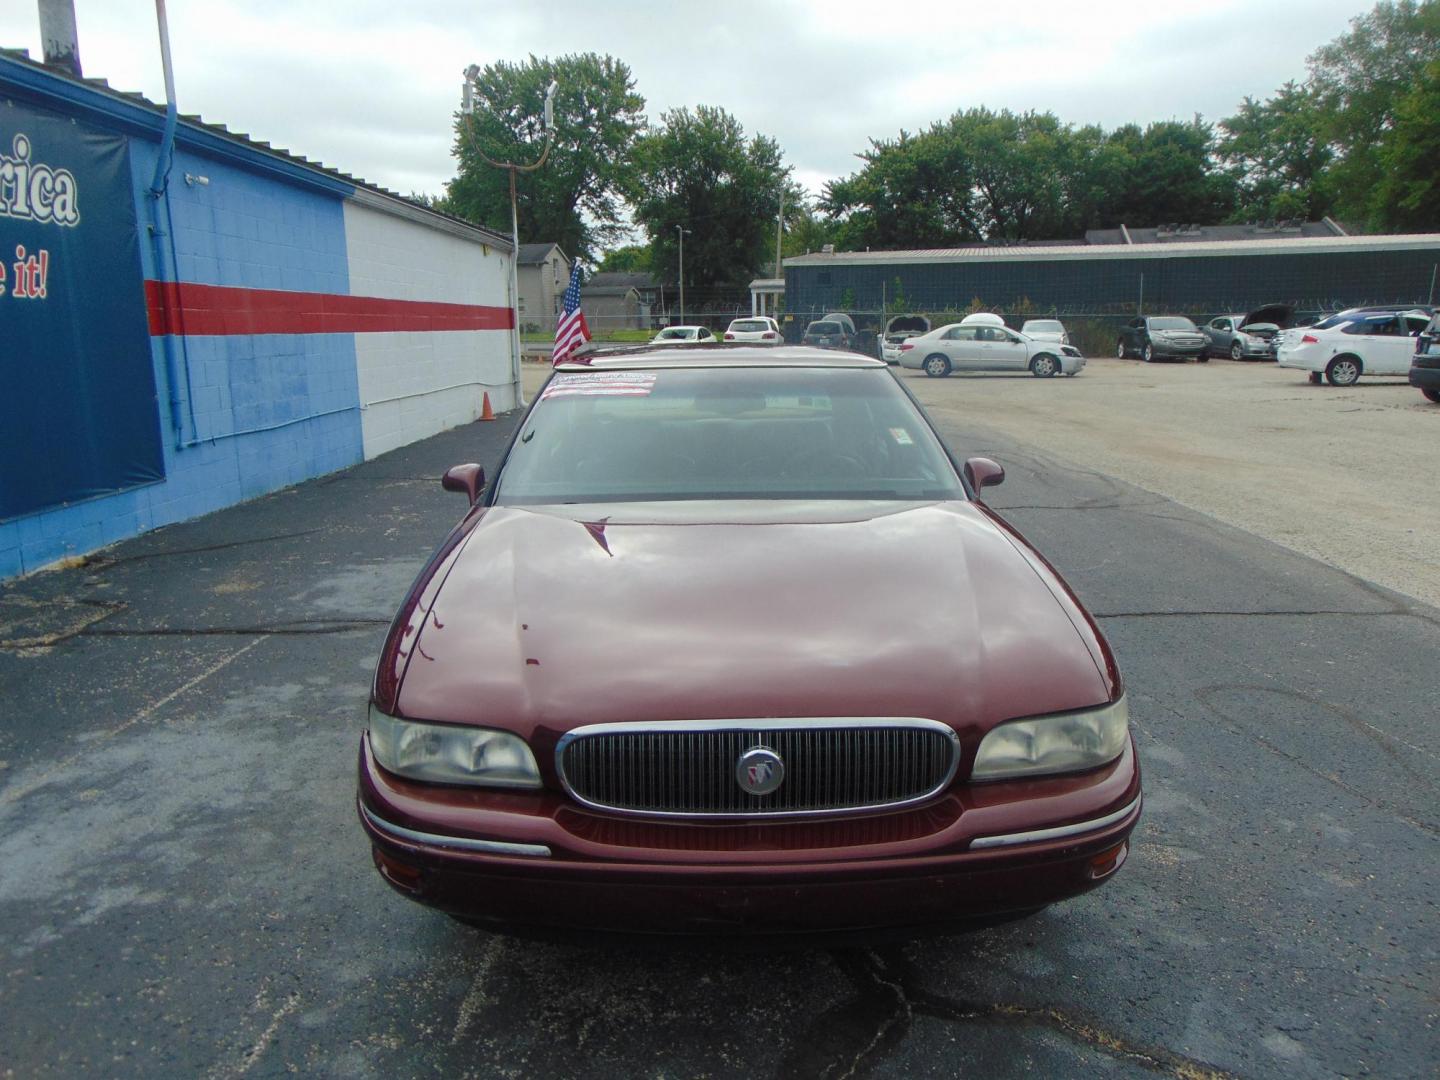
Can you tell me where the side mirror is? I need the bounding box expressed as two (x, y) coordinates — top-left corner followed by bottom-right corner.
(963, 456), (1004, 494)
(441, 463), (485, 505)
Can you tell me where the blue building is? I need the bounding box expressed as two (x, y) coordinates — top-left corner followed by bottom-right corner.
(0, 52), (516, 578)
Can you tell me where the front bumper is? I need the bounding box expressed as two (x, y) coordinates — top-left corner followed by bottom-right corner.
(357, 734), (1142, 935)
(1234, 339), (1275, 358)
(1058, 353), (1086, 374)
(1152, 341), (1207, 357)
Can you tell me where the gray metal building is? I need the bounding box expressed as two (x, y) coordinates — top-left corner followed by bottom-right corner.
(783, 234), (1440, 325)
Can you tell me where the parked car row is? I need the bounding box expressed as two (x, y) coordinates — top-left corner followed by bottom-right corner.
(675, 305), (1439, 402)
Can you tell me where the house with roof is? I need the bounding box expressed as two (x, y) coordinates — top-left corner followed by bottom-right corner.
(585, 271), (667, 330)
(515, 242), (570, 327)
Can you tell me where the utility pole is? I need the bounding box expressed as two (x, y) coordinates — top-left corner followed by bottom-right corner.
(774, 186), (784, 279)
(675, 224), (690, 323)
(462, 70), (558, 408)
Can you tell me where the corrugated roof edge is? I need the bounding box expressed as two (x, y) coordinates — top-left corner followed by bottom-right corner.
(783, 233), (1440, 267)
(0, 49), (512, 250)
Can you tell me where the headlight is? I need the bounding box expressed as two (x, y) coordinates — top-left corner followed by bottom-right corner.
(971, 697), (1129, 780)
(368, 705), (541, 788)
(1061, 346), (1081, 357)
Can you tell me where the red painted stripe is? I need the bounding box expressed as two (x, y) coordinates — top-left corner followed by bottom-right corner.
(144, 281), (514, 336)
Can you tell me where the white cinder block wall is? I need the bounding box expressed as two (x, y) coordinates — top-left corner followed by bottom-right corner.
(344, 201), (515, 460)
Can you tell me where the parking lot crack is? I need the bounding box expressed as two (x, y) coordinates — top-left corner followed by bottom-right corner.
(79, 526), (330, 569)
(80, 617), (388, 638)
(0, 595), (125, 649)
(779, 949), (1233, 1079)
(0, 634), (269, 807)
(1169, 690), (1438, 835)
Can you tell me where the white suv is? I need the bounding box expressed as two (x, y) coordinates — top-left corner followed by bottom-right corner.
(1277, 308), (1433, 386)
(723, 316), (781, 344)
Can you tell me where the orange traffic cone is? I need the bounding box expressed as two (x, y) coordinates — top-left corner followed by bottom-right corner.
(479, 392), (495, 421)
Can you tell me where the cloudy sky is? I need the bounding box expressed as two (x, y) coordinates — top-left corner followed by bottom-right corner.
(3, 0), (1366, 210)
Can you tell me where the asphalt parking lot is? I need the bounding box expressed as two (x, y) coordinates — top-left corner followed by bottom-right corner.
(900, 354), (1440, 608)
(1, 369), (1436, 1078)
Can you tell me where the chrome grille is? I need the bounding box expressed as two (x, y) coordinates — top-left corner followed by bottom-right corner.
(556, 720), (960, 818)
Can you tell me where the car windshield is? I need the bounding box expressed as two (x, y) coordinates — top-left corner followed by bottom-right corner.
(807, 322), (842, 334)
(1024, 321), (1063, 332)
(1150, 317), (1197, 331)
(656, 328), (692, 339)
(494, 367), (964, 504)
(730, 320), (769, 332)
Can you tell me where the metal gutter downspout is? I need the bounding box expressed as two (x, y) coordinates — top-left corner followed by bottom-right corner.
(145, 0), (191, 448)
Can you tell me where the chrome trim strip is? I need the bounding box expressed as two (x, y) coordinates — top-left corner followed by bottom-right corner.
(360, 803), (551, 857)
(554, 717), (962, 820)
(969, 794), (1142, 849)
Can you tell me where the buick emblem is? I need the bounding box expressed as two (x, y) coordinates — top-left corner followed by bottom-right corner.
(736, 746), (785, 796)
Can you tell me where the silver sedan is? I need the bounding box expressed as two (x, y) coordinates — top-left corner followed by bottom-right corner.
(899, 323), (1086, 378)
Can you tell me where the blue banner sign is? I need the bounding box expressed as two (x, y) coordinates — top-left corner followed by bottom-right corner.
(0, 98), (164, 522)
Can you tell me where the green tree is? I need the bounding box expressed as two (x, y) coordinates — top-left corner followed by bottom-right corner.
(1094, 119), (1235, 227)
(445, 53), (645, 260)
(1218, 83), (1334, 221)
(780, 199), (836, 259)
(1308, 0), (1440, 227)
(820, 127), (983, 249)
(821, 109), (1235, 248)
(596, 244), (653, 273)
(627, 106), (788, 292)
(1374, 56), (1440, 230)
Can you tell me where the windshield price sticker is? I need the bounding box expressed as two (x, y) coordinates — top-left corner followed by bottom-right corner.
(542, 372), (658, 399)
(890, 427), (915, 445)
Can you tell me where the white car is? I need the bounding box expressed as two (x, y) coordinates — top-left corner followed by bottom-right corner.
(899, 320), (1086, 378)
(1276, 308), (1433, 386)
(650, 326), (716, 346)
(879, 315), (931, 364)
(723, 316), (781, 344)
(1020, 319), (1071, 346)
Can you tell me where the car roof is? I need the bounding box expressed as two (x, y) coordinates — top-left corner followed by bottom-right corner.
(960, 312), (1005, 326)
(555, 346), (885, 371)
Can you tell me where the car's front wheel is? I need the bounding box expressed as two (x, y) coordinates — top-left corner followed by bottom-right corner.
(1230, 341), (1244, 360)
(1422, 388), (1440, 403)
(923, 353), (952, 378)
(1141, 342), (1154, 362)
(1116, 339), (1128, 359)
(1326, 356), (1361, 387)
(1030, 354), (1059, 377)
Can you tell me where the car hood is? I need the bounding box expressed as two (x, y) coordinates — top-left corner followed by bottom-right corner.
(391, 501), (1113, 745)
(1243, 303), (1294, 329)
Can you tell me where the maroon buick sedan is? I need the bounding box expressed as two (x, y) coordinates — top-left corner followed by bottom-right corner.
(357, 347), (1140, 936)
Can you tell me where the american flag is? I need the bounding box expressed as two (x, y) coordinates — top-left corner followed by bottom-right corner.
(552, 261), (592, 366)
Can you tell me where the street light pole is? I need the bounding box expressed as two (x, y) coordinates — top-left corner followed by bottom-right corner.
(462, 70), (558, 408)
(675, 224), (691, 323)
